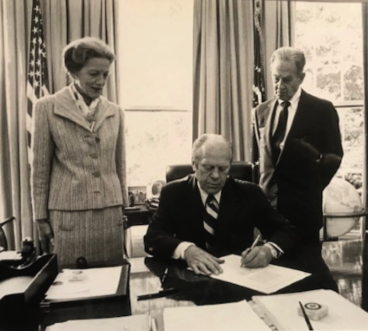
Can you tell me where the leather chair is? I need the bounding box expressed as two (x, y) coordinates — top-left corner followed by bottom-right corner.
(0, 217), (15, 251)
(166, 161), (254, 183)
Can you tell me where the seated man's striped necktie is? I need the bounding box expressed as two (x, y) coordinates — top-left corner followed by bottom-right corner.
(203, 194), (219, 250)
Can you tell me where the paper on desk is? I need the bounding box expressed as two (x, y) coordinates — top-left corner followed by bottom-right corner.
(0, 250), (22, 260)
(46, 314), (150, 331)
(253, 289), (368, 331)
(45, 266), (121, 301)
(164, 300), (270, 331)
(210, 254), (310, 294)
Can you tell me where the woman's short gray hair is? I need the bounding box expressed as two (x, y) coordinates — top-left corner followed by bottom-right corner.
(270, 47), (306, 76)
(62, 37), (115, 75)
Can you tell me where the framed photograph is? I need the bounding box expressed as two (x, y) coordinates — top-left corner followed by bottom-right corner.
(128, 186), (147, 205)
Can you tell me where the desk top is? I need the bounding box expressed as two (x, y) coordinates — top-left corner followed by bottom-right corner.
(0, 244), (338, 331)
(129, 248), (338, 331)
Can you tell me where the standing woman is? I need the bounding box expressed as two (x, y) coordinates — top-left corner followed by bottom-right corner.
(31, 37), (128, 267)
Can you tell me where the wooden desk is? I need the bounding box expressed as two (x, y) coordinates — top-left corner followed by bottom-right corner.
(128, 249), (339, 331)
(129, 257), (195, 331)
(124, 205), (154, 227)
(0, 245), (342, 331)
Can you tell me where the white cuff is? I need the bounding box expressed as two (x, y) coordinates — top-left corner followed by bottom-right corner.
(264, 242), (284, 259)
(172, 242), (195, 260)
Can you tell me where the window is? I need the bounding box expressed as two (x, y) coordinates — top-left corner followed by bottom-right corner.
(117, 0), (194, 194)
(295, 2), (364, 191)
(295, 2), (365, 236)
(125, 109), (192, 192)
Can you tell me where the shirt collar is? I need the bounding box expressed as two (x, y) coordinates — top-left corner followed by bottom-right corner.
(197, 180), (222, 205)
(278, 87), (302, 108)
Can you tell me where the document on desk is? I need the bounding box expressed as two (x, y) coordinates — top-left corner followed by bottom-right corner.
(45, 266), (122, 301)
(46, 314), (150, 331)
(163, 300), (270, 331)
(210, 254), (310, 294)
(252, 289), (368, 330)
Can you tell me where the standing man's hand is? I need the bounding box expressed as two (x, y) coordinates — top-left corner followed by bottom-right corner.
(241, 245), (272, 268)
(290, 137), (320, 161)
(36, 219), (54, 254)
(184, 245), (224, 275)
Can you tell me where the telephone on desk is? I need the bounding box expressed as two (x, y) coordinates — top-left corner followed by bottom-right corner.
(0, 237), (36, 268)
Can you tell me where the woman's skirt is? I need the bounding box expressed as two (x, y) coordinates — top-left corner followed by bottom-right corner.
(50, 206), (124, 267)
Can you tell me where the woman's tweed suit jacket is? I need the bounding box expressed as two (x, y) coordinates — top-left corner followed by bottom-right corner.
(31, 86), (128, 220)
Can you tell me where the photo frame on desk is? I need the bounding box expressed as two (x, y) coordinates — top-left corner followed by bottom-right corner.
(128, 186), (147, 205)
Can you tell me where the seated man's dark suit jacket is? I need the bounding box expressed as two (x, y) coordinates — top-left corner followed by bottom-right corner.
(144, 174), (299, 259)
(253, 90), (343, 242)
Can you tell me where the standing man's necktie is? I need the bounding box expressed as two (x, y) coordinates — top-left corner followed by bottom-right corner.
(203, 194), (219, 250)
(272, 100), (290, 163)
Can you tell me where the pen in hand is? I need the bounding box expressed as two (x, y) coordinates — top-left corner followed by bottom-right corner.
(161, 268), (168, 286)
(241, 234), (261, 267)
(299, 301), (314, 330)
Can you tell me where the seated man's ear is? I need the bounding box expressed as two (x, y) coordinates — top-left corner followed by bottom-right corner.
(191, 159), (198, 172)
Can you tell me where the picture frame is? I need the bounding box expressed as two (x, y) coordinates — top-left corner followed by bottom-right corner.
(128, 186), (147, 206)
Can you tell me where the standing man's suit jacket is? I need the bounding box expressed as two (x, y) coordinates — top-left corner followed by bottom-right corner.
(31, 86), (128, 220)
(253, 90), (343, 240)
(144, 175), (299, 259)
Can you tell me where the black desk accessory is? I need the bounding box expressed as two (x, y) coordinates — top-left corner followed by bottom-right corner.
(0, 254), (58, 314)
(39, 260), (132, 327)
(137, 288), (180, 301)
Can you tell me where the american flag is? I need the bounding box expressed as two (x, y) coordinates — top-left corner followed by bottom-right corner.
(252, 0), (266, 166)
(27, 0), (49, 164)
(252, 0), (266, 108)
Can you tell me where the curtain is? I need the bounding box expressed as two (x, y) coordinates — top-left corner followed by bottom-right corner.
(193, 0), (254, 162)
(263, 0), (295, 98)
(0, 0), (119, 250)
(42, 0), (119, 102)
(362, 2), (368, 234)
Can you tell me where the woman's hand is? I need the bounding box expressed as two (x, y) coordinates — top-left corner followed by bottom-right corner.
(36, 219), (54, 254)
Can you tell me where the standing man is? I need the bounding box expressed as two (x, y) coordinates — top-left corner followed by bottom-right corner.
(253, 47), (343, 244)
(144, 134), (299, 275)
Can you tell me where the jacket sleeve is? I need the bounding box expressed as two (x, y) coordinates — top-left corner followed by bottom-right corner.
(144, 184), (184, 258)
(31, 99), (54, 220)
(251, 107), (260, 164)
(115, 107), (129, 208)
(319, 103), (344, 189)
(250, 185), (300, 253)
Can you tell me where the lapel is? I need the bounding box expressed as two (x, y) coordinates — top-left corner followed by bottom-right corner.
(263, 99), (279, 164)
(285, 89), (309, 139)
(216, 179), (242, 241)
(94, 97), (116, 132)
(53, 86), (116, 132)
(278, 89), (309, 162)
(186, 175), (207, 246)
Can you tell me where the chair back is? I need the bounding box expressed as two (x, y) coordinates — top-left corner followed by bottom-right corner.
(0, 217), (15, 251)
(166, 161), (254, 183)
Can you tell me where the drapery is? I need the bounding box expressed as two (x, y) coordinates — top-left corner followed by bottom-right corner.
(362, 2), (368, 234)
(263, 0), (295, 98)
(192, 0), (254, 162)
(0, 0), (119, 249)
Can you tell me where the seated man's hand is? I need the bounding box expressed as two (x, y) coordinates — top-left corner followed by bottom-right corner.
(36, 219), (54, 254)
(184, 245), (224, 276)
(241, 245), (272, 268)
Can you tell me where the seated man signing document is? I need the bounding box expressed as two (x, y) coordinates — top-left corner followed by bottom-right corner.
(144, 134), (299, 276)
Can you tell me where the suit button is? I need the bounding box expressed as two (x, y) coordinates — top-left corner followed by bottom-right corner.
(90, 153), (98, 159)
(93, 171), (101, 177)
(95, 137), (100, 143)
